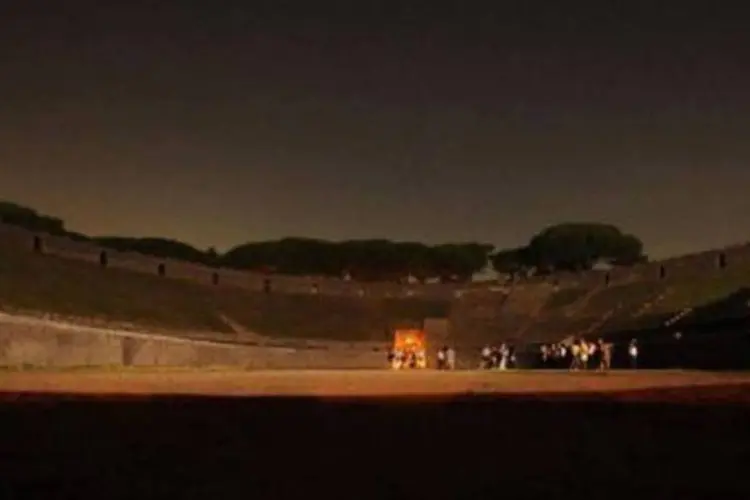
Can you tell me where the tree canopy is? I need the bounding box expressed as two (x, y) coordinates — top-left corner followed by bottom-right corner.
(491, 223), (646, 274)
(1, 201), (647, 282)
(222, 239), (494, 281)
(0, 202), (66, 235)
(93, 237), (217, 266)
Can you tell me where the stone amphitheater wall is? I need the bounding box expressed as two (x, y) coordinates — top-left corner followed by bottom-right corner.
(0, 312), (385, 369)
(0, 223), (456, 299)
(3, 222), (749, 301)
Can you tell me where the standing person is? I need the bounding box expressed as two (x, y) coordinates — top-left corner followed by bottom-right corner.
(558, 343), (567, 369)
(540, 344), (549, 368)
(436, 346), (447, 370)
(491, 346), (501, 369)
(480, 345), (492, 369)
(629, 339), (638, 369)
(580, 339), (590, 370)
(588, 340), (598, 368)
(408, 350), (418, 368)
(392, 349), (403, 369)
(598, 338), (612, 372)
(499, 343), (509, 370)
(570, 341), (581, 371)
(446, 346), (456, 370)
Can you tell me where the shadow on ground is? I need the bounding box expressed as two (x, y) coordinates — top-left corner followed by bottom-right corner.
(1, 391), (748, 499)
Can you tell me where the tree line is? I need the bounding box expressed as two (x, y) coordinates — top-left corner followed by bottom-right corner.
(491, 223), (647, 274)
(1, 201), (647, 282)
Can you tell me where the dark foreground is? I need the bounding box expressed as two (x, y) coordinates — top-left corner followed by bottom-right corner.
(1, 391), (749, 499)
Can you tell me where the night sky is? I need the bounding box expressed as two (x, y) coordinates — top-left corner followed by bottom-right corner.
(1, 2), (748, 258)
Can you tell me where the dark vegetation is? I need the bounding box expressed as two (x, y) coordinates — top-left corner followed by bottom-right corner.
(1, 201), (647, 281)
(491, 222), (646, 274)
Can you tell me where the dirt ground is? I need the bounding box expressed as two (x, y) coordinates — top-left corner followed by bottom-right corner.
(2, 369), (750, 499)
(3, 368), (750, 402)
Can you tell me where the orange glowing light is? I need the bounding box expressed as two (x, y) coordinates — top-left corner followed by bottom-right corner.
(392, 329), (426, 351)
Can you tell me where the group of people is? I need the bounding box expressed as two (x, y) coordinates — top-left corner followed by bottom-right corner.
(387, 337), (641, 371)
(436, 345), (457, 370)
(387, 347), (427, 369)
(479, 343), (517, 370)
(539, 338), (612, 371)
(539, 338), (639, 371)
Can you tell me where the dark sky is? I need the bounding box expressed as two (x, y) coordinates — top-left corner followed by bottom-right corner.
(1, 2), (749, 257)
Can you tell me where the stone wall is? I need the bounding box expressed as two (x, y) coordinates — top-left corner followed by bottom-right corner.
(0, 313), (386, 369)
(4, 222), (750, 350)
(529, 243), (750, 288)
(447, 243), (750, 346)
(0, 223), (457, 299)
(5, 222), (748, 301)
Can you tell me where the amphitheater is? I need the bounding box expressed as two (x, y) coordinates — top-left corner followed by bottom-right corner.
(3, 221), (750, 498)
(1, 221), (749, 371)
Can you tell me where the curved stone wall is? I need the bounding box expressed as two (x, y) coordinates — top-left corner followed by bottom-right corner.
(3, 222), (750, 301)
(0, 312), (386, 369)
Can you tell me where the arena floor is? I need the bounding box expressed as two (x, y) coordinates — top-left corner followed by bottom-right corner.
(3, 368), (750, 402)
(2, 369), (749, 498)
